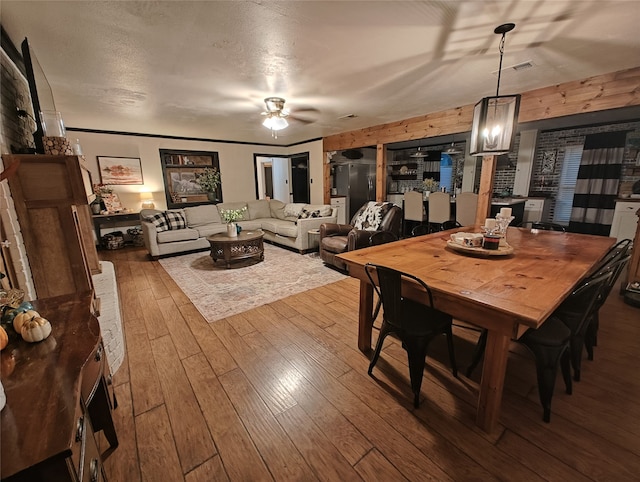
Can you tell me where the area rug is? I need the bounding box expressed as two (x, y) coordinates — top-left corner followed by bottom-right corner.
(158, 244), (346, 322)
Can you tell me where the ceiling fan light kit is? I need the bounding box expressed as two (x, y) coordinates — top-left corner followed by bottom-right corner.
(470, 23), (521, 157)
(262, 96), (290, 138)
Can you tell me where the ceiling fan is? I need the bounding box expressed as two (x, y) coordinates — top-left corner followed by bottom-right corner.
(261, 97), (317, 138)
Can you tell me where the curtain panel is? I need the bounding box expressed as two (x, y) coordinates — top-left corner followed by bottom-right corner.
(569, 132), (626, 236)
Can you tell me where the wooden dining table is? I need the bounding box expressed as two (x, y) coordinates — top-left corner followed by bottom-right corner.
(337, 226), (615, 433)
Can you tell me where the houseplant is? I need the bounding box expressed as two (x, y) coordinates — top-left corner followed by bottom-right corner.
(196, 167), (221, 202)
(219, 206), (247, 237)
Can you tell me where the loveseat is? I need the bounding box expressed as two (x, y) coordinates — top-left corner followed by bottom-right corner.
(140, 199), (336, 259)
(320, 201), (402, 271)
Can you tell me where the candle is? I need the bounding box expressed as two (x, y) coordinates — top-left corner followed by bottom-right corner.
(499, 207), (512, 217)
(485, 218), (497, 230)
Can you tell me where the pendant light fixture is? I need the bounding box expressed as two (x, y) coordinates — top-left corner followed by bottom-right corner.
(410, 146), (427, 158)
(443, 136), (462, 155)
(470, 23), (521, 156)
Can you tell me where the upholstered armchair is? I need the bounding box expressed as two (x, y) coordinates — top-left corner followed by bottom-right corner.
(320, 201), (402, 271)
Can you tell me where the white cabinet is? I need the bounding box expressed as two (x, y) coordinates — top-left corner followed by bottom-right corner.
(523, 198), (548, 225)
(331, 197), (347, 224)
(610, 201), (640, 242)
(386, 193), (404, 207)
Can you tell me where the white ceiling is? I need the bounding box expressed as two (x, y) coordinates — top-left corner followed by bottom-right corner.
(2, 1), (639, 146)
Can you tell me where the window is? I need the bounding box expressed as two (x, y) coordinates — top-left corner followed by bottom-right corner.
(553, 145), (583, 224)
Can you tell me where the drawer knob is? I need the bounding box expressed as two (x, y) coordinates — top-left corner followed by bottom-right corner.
(90, 458), (99, 482)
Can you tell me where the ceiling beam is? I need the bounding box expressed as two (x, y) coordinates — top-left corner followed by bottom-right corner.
(323, 66), (640, 152)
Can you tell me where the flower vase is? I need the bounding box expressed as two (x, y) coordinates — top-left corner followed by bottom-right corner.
(207, 192), (217, 202)
(424, 191), (430, 200)
(226, 222), (238, 237)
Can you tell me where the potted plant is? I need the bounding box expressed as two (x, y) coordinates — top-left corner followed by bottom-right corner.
(219, 206), (247, 237)
(196, 167), (221, 202)
(422, 178), (439, 197)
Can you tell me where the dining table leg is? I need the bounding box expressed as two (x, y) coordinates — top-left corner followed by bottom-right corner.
(476, 329), (511, 432)
(357, 279), (374, 353)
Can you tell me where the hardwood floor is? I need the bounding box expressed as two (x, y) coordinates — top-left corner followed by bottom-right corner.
(99, 246), (640, 481)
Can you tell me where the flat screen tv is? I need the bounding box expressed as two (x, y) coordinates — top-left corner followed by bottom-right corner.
(21, 37), (56, 154)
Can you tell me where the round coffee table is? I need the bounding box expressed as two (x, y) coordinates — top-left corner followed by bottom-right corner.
(207, 230), (264, 268)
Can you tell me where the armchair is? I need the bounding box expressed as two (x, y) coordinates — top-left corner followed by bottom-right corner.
(319, 201), (402, 271)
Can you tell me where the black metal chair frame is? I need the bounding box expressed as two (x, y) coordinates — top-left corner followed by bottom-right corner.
(531, 222), (566, 232)
(368, 232), (399, 324)
(365, 263), (457, 408)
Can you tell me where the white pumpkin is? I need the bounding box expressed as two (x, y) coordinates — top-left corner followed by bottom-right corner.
(21, 316), (52, 343)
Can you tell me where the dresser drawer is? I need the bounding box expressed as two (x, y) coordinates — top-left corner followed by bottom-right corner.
(82, 343), (105, 402)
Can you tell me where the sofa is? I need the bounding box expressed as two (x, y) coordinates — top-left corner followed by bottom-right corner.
(140, 199), (337, 259)
(320, 201), (402, 271)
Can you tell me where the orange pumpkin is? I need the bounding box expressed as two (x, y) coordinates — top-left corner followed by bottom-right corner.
(0, 325), (8, 350)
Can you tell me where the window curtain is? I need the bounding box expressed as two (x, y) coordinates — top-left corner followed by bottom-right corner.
(568, 132), (626, 236)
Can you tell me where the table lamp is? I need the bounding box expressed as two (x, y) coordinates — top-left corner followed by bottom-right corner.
(140, 191), (155, 209)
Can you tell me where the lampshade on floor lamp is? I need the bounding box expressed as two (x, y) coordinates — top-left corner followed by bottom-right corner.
(470, 23), (521, 156)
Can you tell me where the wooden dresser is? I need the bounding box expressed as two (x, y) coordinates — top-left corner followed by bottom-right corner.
(1, 292), (118, 481)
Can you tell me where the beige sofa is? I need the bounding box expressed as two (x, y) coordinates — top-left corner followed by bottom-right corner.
(140, 199), (336, 259)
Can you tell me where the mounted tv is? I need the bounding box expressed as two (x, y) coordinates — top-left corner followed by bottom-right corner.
(21, 37), (56, 154)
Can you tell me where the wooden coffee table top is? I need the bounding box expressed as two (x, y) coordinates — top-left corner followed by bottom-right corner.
(207, 230), (264, 243)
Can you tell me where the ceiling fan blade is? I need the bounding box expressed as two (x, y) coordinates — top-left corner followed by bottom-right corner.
(288, 114), (315, 125)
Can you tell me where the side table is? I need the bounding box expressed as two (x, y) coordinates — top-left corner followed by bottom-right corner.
(308, 228), (321, 252)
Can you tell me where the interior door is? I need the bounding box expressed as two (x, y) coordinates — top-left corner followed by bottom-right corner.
(272, 157), (291, 203)
(291, 155), (310, 203)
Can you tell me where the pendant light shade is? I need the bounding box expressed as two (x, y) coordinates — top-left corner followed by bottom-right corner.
(470, 23), (521, 157)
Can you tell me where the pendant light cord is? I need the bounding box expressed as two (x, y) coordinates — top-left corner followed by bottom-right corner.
(496, 32), (506, 97)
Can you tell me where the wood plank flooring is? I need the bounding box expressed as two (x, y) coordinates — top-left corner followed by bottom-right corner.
(99, 247), (640, 481)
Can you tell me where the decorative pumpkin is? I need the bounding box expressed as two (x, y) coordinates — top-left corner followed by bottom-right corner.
(13, 310), (40, 334)
(0, 326), (8, 351)
(21, 316), (51, 343)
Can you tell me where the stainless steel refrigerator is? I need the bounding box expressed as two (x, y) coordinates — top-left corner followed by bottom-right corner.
(334, 162), (377, 221)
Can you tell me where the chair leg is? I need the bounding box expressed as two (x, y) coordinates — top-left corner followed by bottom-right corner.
(404, 337), (430, 408)
(466, 329), (487, 378)
(560, 348), (572, 395)
(569, 333), (585, 382)
(445, 326), (458, 377)
(368, 322), (392, 375)
(584, 312), (599, 361)
(372, 297), (382, 324)
(534, 359), (559, 423)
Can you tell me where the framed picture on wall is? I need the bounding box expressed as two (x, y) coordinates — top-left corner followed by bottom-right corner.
(159, 149), (222, 208)
(541, 150), (557, 174)
(97, 156), (144, 185)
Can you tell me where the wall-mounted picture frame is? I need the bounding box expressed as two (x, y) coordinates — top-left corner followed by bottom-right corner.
(159, 149), (222, 208)
(97, 156), (144, 185)
(541, 150), (557, 174)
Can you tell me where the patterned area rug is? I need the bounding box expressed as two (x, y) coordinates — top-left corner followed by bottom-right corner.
(158, 244), (346, 322)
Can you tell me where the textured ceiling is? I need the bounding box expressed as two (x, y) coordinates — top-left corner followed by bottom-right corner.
(2, 1), (639, 146)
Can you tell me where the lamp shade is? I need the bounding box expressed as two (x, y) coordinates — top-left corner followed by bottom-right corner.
(140, 191), (155, 209)
(262, 115), (288, 131)
(470, 94), (521, 156)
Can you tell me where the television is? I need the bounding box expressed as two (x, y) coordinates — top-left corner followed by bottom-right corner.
(21, 37), (56, 154)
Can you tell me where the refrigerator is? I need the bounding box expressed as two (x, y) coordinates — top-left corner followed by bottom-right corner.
(334, 162), (377, 221)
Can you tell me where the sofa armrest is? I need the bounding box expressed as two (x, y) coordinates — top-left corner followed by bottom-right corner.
(141, 221), (161, 258)
(347, 229), (376, 251)
(320, 223), (352, 238)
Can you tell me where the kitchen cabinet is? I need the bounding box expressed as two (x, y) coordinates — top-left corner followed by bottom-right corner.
(523, 198), (550, 225)
(330, 196), (347, 224)
(386, 193), (404, 207)
(610, 201), (640, 242)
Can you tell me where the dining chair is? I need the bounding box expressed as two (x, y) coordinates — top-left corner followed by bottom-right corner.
(441, 220), (462, 231)
(583, 253), (631, 361)
(428, 192), (451, 232)
(411, 224), (431, 236)
(403, 191), (427, 236)
(531, 222), (566, 232)
(368, 232), (399, 324)
(455, 192), (478, 227)
(365, 263), (457, 408)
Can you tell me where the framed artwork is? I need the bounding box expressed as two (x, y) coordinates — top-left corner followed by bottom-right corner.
(541, 150), (557, 174)
(159, 149), (222, 208)
(97, 156), (144, 185)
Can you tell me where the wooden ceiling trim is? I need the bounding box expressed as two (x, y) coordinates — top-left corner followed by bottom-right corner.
(324, 66), (640, 152)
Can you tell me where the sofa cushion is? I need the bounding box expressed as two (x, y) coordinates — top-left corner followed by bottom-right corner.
(157, 227), (199, 243)
(304, 204), (333, 217)
(185, 205), (221, 226)
(166, 210), (187, 230)
(275, 221), (299, 238)
(260, 219), (278, 233)
(247, 200), (271, 220)
(194, 224), (227, 237)
(146, 212), (170, 232)
(321, 235), (348, 254)
(284, 203), (306, 218)
(353, 201), (393, 231)
(270, 199), (286, 220)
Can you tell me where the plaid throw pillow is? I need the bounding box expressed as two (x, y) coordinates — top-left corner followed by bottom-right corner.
(147, 212), (169, 232)
(165, 210), (186, 230)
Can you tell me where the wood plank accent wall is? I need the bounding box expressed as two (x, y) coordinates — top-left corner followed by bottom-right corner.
(323, 66), (640, 152)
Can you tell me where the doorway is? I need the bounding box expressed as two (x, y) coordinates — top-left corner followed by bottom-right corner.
(254, 152), (310, 204)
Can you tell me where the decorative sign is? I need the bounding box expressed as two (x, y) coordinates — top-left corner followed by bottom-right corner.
(541, 150), (556, 174)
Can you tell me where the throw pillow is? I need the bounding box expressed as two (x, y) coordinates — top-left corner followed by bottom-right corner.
(165, 210), (187, 230)
(352, 201), (392, 231)
(147, 212), (169, 232)
(296, 208), (322, 224)
(283, 203), (306, 218)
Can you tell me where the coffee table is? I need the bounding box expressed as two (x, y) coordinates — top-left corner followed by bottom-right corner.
(207, 230), (264, 268)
